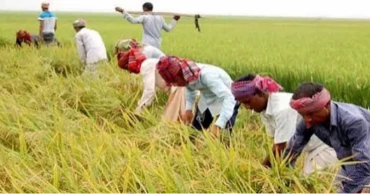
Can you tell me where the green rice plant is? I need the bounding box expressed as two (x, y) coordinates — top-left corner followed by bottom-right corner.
(0, 12), (367, 192)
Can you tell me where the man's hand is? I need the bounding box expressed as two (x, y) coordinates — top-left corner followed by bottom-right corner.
(361, 186), (370, 193)
(115, 7), (124, 13)
(262, 142), (287, 168)
(182, 110), (193, 125)
(209, 125), (221, 138)
(173, 15), (181, 21)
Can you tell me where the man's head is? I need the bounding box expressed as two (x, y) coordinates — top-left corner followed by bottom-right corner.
(156, 56), (200, 87)
(232, 74), (277, 113)
(142, 2), (153, 12)
(115, 39), (140, 54)
(41, 1), (49, 11)
(16, 30), (31, 41)
(290, 82), (331, 128)
(16, 30), (26, 39)
(72, 19), (86, 32)
(117, 48), (147, 74)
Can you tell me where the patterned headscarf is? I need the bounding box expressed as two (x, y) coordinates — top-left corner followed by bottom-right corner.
(117, 48), (147, 74)
(156, 56), (200, 85)
(16, 30), (32, 42)
(231, 75), (283, 99)
(115, 39), (141, 52)
(290, 88), (331, 114)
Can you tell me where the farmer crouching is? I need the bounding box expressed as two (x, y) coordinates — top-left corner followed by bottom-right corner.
(231, 74), (337, 176)
(156, 56), (240, 138)
(283, 82), (370, 193)
(72, 19), (108, 77)
(15, 30), (41, 48)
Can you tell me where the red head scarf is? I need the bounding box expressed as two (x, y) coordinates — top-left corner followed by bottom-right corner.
(290, 88), (331, 114)
(16, 30), (32, 42)
(117, 48), (147, 74)
(156, 56), (200, 85)
(231, 75), (283, 99)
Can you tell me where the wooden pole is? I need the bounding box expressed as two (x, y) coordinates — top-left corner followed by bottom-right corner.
(126, 11), (198, 17)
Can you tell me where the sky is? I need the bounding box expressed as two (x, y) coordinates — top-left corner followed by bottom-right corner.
(1, 0), (370, 19)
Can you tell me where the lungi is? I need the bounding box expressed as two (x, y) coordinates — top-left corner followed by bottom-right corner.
(303, 146), (338, 176)
(162, 86), (186, 122)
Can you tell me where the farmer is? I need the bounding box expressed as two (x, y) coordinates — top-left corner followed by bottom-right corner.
(38, 2), (59, 46)
(283, 82), (370, 193)
(231, 74), (337, 176)
(116, 48), (186, 122)
(195, 14), (201, 32)
(114, 38), (164, 58)
(156, 56), (240, 137)
(115, 2), (180, 49)
(15, 30), (41, 48)
(73, 19), (108, 76)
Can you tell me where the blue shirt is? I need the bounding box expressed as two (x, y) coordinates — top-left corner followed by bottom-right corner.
(185, 64), (237, 129)
(38, 11), (57, 34)
(284, 101), (370, 193)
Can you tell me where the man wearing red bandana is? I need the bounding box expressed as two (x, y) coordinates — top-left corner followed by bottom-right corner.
(283, 82), (370, 193)
(15, 30), (41, 48)
(231, 74), (337, 175)
(156, 56), (240, 137)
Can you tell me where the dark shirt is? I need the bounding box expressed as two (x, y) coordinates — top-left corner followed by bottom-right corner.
(284, 101), (370, 193)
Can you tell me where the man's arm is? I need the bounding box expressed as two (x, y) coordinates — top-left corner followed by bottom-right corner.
(115, 7), (145, 24)
(122, 10), (146, 24)
(39, 21), (44, 37)
(283, 119), (313, 166)
(75, 35), (86, 64)
(263, 109), (298, 167)
(185, 86), (198, 112)
(203, 74), (236, 129)
(54, 20), (57, 31)
(340, 119), (370, 193)
(162, 16), (178, 32)
(38, 13), (44, 36)
(263, 142), (288, 167)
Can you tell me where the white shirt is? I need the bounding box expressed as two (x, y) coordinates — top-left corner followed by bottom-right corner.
(122, 11), (177, 49)
(135, 58), (170, 113)
(261, 92), (329, 153)
(75, 28), (107, 65)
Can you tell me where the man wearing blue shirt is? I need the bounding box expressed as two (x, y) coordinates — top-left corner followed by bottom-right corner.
(38, 2), (58, 45)
(156, 56), (240, 137)
(284, 82), (370, 193)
